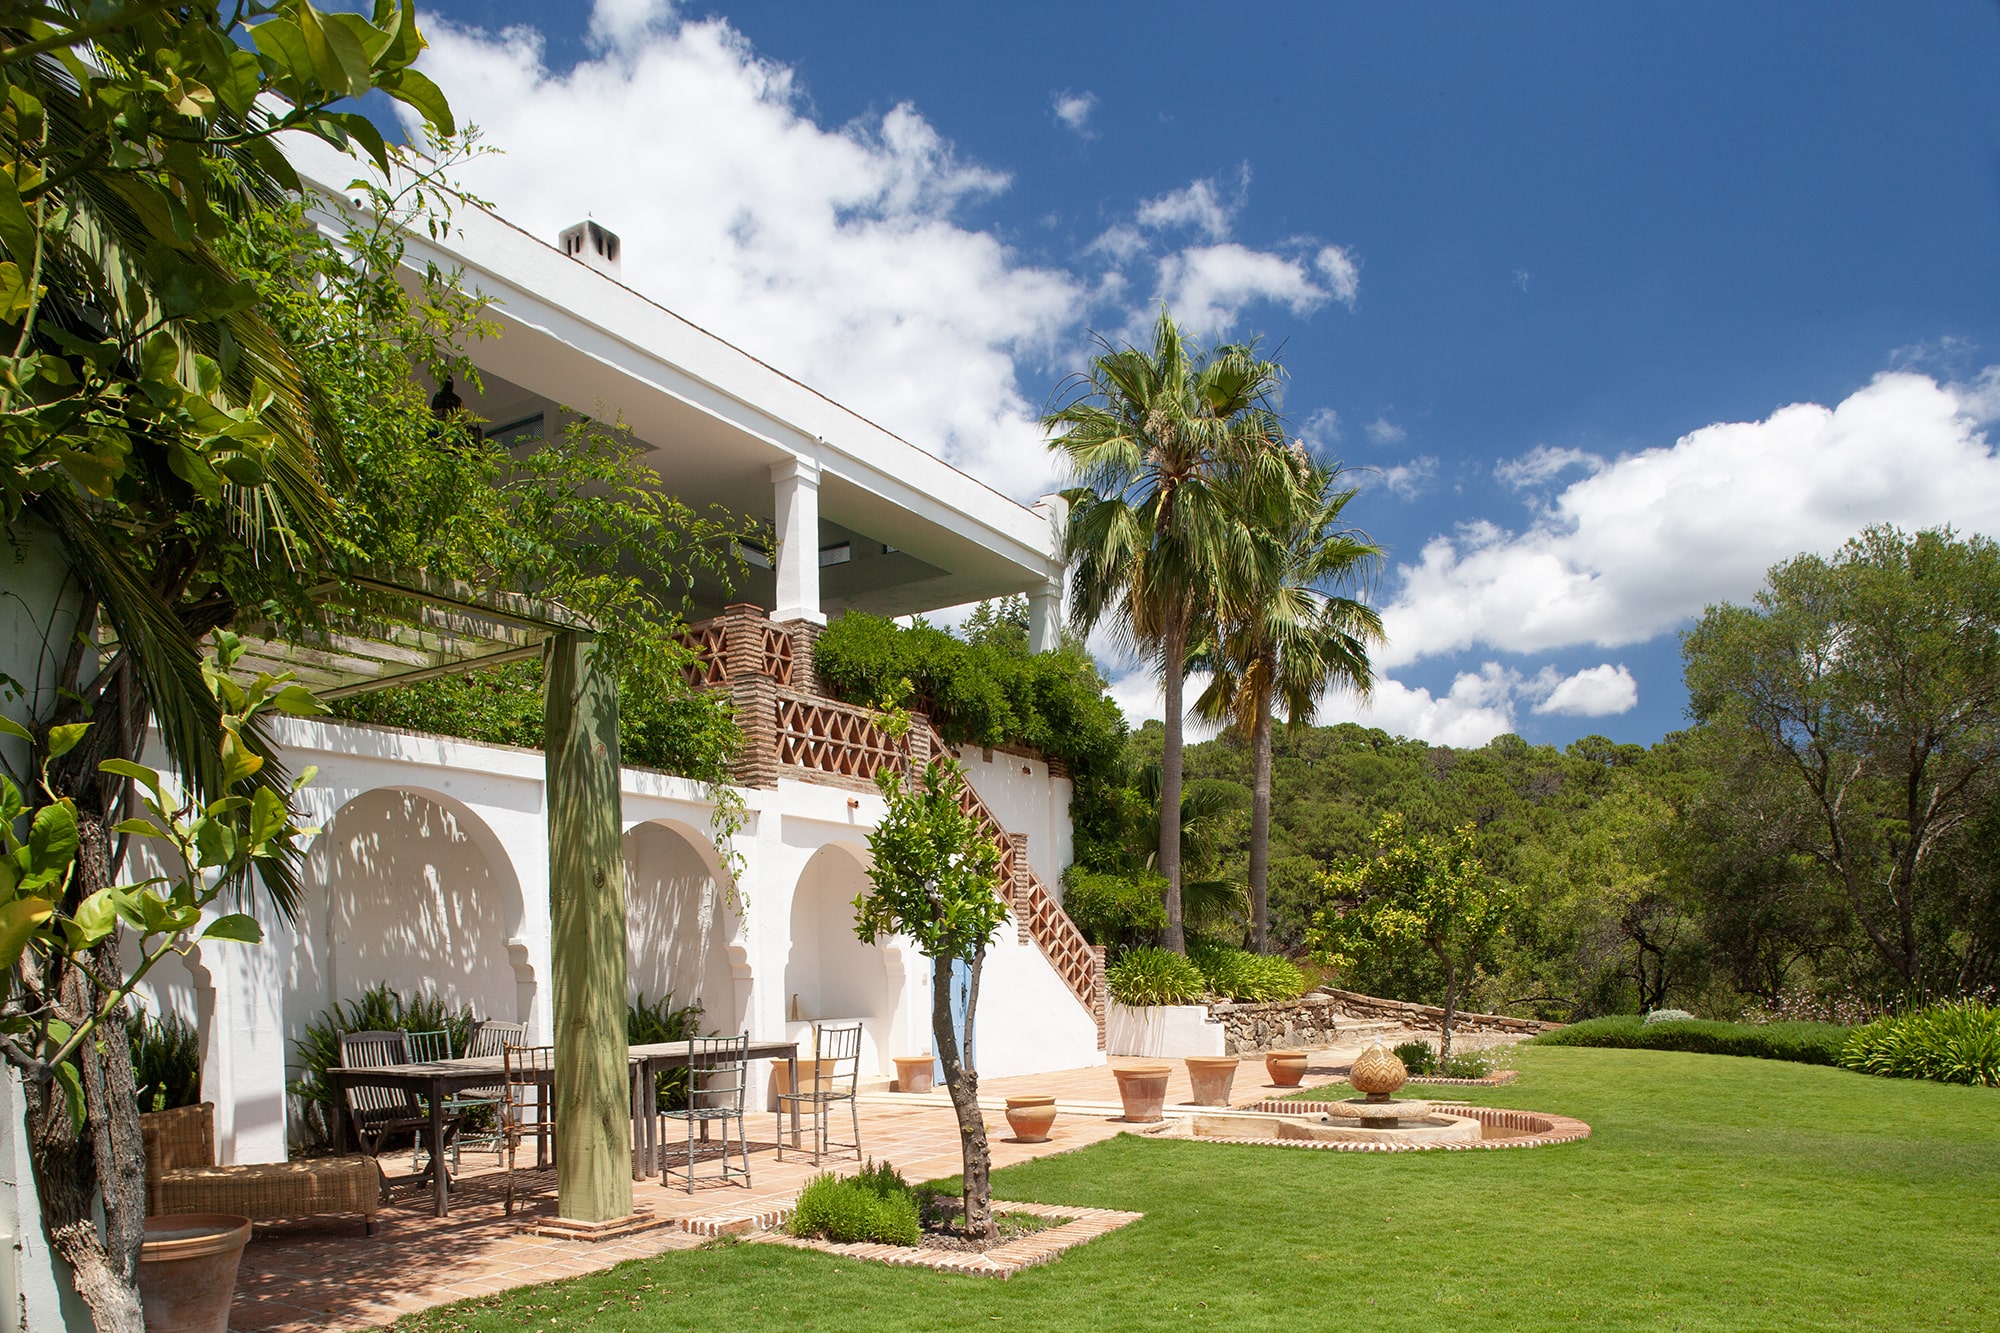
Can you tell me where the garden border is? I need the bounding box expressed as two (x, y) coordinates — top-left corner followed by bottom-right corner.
(1155, 1105), (1591, 1153)
(753, 1200), (1144, 1277)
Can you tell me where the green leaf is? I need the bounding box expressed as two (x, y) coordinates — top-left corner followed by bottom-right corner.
(193, 816), (236, 870)
(0, 896), (52, 971)
(26, 802), (78, 875)
(220, 727), (263, 787)
(54, 1061), (84, 1131)
(44, 723), (88, 760)
(111, 818), (160, 837)
(0, 259), (42, 320)
(99, 757), (165, 802)
(249, 785), (287, 849)
(202, 913), (263, 944)
(139, 333), (180, 386)
(379, 68), (454, 137)
(0, 717), (31, 744)
(324, 10), (395, 63)
(296, 2), (373, 98)
(271, 685), (326, 717)
(72, 887), (120, 944)
(250, 18), (314, 91)
(0, 171), (37, 266)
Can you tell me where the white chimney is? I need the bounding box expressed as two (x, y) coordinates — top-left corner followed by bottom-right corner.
(558, 220), (621, 278)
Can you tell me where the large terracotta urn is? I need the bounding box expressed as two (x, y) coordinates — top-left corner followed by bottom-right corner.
(1003, 1095), (1058, 1142)
(893, 1055), (936, 1094)
(138, 1213), (252, 1333)
(1184, 1055), (1240, 1107)
(1264, 1050), (1309, 1087)
(1113, 1064), (1172, 1122)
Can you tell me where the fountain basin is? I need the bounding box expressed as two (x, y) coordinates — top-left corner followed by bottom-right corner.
(1146, 1103), (1593, 1152)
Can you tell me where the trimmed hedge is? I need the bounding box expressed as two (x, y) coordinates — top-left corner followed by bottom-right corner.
(1531, 1016), (1852, 1067)
(788, 1162), (921, 1246)
(1842, 1000), (2000, 1087)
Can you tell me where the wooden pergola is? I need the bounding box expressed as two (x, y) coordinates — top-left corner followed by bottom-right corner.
(232, 571), (637, 1226)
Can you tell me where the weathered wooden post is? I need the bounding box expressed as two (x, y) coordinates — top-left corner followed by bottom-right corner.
(544, 629), (635, 1224)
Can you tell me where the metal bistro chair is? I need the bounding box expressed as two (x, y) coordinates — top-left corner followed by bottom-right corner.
(661, 1034), (752, 1193)
(452, 1019), (527, 1166)
(337, 1030), (438, 1167)
(501, 1044), (556, 1217)
(776, 1021), (862, 1165)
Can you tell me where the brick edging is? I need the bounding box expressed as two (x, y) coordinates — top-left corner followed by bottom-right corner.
(1158, 1104), (1591, 1153)
(749, 1200), (1143, 1277)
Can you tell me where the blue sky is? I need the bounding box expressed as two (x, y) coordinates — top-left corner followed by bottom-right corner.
(404, 0), (2000, 747)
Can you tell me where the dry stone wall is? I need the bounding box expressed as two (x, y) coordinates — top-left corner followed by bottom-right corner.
(1313, 987), (1561, 1037)
(1209, 987), (1559, 1054)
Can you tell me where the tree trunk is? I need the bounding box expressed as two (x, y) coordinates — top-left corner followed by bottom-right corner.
(1248, 664), (1274, 954)
(1160, 619), (1186, 954)
(25, 809), (147, 1333)
(1436, 949), (1458, 1061)
(932, 950), (993, 1240)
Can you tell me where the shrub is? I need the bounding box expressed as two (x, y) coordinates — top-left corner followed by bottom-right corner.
(1645, 1008), (1696, 1025)
(130, 1011), (201, 1113)
(1841, 999), (2000, 1087)
(1187, 944), (1310, 1003)
(788, 1163), (922, 1246)
(290, 985), (480, 1148)
(1532, 1015), (1850, 1066)
(1062, 867), (1168, 950)
(1438, 1048), (1498, 1080)
(629, 992), (705, 1110)
(1394, 1040), (1436, 1075)
(1107, 947), (1207, 1006)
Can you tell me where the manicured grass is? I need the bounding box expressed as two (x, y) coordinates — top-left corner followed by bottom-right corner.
(395, 1046), (2000, 1332)
(1534, 1015), (1852, 1065)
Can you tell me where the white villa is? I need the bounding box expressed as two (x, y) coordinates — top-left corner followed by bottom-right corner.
(0, 126), (1106, 1248)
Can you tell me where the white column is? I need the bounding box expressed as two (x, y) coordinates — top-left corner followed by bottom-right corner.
(190, 916), (292, 1164)
(1028, 580), (1063, 654)
(771, 456), (824, 625)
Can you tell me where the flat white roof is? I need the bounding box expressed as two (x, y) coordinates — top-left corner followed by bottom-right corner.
(285, 137), (1059, 618)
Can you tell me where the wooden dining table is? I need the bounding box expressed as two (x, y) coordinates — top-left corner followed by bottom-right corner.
(329, 1038), (800, 1217)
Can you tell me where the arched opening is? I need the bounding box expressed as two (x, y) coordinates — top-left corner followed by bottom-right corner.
(783, 842), (898, 1075)
(622, 819), (747, 1036)
(309, 787), (528, 1026)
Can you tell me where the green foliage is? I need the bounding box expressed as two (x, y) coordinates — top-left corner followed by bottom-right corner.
(1060, 867), (1167, 950)
(1186, 943), (1308, 1002)
(787, 1166), (922, 1247)
(1645, 1008), (1695, 1024)
(289, 983), (479, 1148)
(129, 1011), (201, 1114)
(1842, 999), (2000, 1087)
(1532, 1015), (1851, 1067)
(1438, 1048), (1499, 1079)
(853, 757), (1008, 968)
(1393, 1040), (1436, 1075)
(1106, 945), (1206, 1006)
(628, 992), (704, 1111)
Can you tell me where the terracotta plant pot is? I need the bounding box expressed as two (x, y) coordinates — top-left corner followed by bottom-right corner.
(1003, 1095), (1058, 1142)
(1184, 1055), (1240, 1107)
(138, 1213), (252, 1333)
(1112, 1064), (1173, 1122)
(1265, 1050), (1309, 1088)
(893, 1055), (936, 1094)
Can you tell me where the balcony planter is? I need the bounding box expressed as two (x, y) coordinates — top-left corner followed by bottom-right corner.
(893, 1055), (936, 1094)
(1184, 1055), (1240, 1106)
(1003, 1095), (1058, 1142)
(138, 1213), (252, 1333)
(1264, 1050), (1308, 1087)
(1112, 1064), (1173, 1122)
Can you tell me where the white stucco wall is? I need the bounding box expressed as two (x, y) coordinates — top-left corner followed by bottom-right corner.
(952, 744), (1073, 887)
(1106, 1002), (1228, 1058)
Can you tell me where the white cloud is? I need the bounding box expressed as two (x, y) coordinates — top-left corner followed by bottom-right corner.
(1494, 444), (1603, 489)
(1052, 90), (1098, 137)
(1365, 416), (1405, 445)
(1136, 175), (1238, 239)
(1316, 664), (1519, 748)
(1513, 268), (1530, 293)
(1299, 406), (1341, 449)
(1315, 246), (1360, 308)
(1154, 243), (1346, 337)
(1529, 664), (1638, 717)
(1374, 455), (1437, 501)
(408, 4), (1080, 499)
(1375, 371), (2000, 667)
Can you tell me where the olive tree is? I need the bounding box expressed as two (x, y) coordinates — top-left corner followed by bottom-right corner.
(852, 753), (1005, 1239)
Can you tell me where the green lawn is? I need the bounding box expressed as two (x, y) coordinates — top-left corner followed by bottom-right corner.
(396, 1047), (2000, 1332)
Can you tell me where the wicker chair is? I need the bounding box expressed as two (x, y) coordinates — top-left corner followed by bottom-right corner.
(141, 1102), (382, 1234)
(661, 1034), (751, 1192)
(501, 1044), (556, 1217)
(776, 1021), (862, 1165)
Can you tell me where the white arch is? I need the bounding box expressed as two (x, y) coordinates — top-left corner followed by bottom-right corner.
(304, 786), (531, 1027)
(783, 841), (899, 1074)
(622, 818), (748, 1036)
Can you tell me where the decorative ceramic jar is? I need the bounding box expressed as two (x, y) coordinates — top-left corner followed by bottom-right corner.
(137, 1213), (252, 1333)
(1264, 1050), (1309, 1087)
(1184, 1055), (1240, 1107)
(893, 1055), (936, 1094)
(1112, 1064), (1173, 1122)
(1349, 1043), (1410, 1098)
(1003, 1095), (1058, 1142)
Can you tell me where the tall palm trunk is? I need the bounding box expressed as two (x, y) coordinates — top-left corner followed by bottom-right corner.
(1249, 646), (1276, 953)
(1159, 617), (1186, 953)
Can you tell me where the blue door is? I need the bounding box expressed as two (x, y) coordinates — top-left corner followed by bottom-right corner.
(934, 956), (975, 1085)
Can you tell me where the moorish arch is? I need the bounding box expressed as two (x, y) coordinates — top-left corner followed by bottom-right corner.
(305, 786), (532, 1028)
(783, 840), (901, 1075)
(621, 818), (749, 1036)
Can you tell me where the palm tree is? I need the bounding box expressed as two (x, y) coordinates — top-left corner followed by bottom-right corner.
(1195, 451), (1383, 952)
(1045, 312), (1282, 952)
